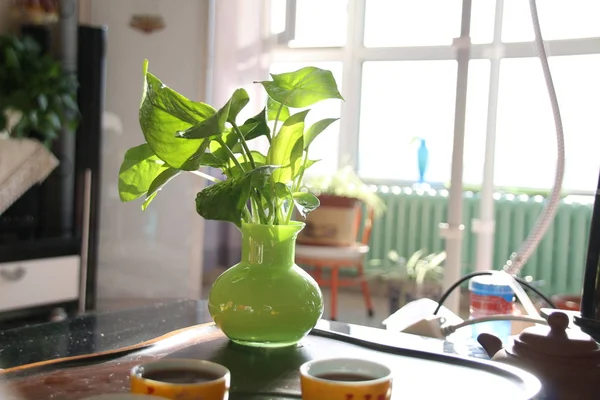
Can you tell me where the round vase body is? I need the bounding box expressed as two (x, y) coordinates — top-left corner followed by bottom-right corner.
(208, 222), (323, 347)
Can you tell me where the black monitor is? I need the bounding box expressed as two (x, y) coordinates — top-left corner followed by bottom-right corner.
(575, 171), (600, 341)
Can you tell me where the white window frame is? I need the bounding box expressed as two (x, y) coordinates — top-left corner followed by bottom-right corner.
(269, 0), (600, 192)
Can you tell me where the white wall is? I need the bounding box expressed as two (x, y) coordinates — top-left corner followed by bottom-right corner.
(90, 0), (208, 301)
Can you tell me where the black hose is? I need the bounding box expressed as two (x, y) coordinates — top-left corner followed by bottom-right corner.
(433, 271), (556, 315)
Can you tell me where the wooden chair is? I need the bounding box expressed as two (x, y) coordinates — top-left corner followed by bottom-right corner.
(295, 206), (375, 321)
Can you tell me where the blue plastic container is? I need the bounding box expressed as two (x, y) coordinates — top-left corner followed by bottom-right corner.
(469, 275), (514, 343)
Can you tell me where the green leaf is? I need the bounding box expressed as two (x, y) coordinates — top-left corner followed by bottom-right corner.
(304, 118), (339, 149)
(195, 165), (278, 227)
(410, 136), (422, 145)
(266, 110), (308, 183)
(257, 67), (344, 108)
(274, 182), (292, 199)
(179, 88), (248, 139)
(196, 152), (228, 168)
(239, 108), (270, 141)
(5, 47), (18, 68)
(37, 94), (48, 111)
(28, 111), (38, 126)
(140, 63), (216, 170)
(179, 139), (210, 171)
(247, 151), (267, 164)
(304, 159), (320, 169)
(209, 128), (237, 163)
(47, 113), (61, 129)
(248, 165), (280, 189)
(267, 97), (290, 122)
(142, 168), (181, 210)
(292, 192), (320, 218)
(62, 94), (79, 113)
(196, 178), (251, 227)
(225, 151), (267, 179)
(118, 144), (168, 202)
(66, 118), (79, 132)
(295, 159), (320, 184)
(227, 88), (250, 124)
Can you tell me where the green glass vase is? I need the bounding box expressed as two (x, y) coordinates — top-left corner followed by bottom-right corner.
(208, 221), (323, 348)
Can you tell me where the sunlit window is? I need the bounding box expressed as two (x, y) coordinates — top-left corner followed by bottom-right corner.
(269, 0), (600, 193)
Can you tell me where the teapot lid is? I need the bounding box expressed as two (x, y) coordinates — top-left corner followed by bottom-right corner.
(512, 312), (600, 357)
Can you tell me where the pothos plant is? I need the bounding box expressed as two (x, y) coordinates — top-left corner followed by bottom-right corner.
(0, 34), (79, 146)
(118, 60), (343, 227)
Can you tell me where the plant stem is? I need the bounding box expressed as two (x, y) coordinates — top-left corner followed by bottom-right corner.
(190, 170), (221, 183)
(232, 123), (256, 169)
(285, 151), (310, 224)
(243, 207), (252, 223)
(293, 151), (309, 193)
(239, 149), (249, 164)
(253, 190), (269, 224)
(250, 195), (259, 224)
(272, 103), (284, 138)
(276, 198), (285, 225)
(217, 138), (244, 172)
(284, 194), (295, 224)
(216, 139), (252, 222)
(268, 184), (276, 224)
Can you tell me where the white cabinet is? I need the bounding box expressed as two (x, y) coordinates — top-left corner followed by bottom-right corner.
(0, 256), (80, 312)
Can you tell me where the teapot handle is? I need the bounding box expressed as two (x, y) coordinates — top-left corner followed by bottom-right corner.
(477, 333), (504, 358)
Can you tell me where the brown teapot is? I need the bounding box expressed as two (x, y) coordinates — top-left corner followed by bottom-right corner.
(477, 311), (600, 399)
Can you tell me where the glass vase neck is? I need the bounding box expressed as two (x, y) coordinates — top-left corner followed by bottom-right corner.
(240, 222), (305, 268)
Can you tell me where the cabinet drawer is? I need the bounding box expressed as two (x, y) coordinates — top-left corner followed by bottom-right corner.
(0, 256), (80, 312)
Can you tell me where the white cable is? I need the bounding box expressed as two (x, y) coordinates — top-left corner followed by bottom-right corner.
(441, 315), (547, 337)
(503, 0), (565, 275)
(494, 270), (540, 318)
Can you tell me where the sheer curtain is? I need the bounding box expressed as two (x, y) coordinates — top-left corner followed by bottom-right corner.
(202, 0), (273, 278)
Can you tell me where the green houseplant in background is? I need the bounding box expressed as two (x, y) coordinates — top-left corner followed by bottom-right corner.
(368, 249), (446, 313)
(118, 60), (343, 347)
(0, 34), (79, 146)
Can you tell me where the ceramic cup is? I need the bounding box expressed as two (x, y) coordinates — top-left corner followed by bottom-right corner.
(300, 358), (393, 400)
(130, 358), (230, 400)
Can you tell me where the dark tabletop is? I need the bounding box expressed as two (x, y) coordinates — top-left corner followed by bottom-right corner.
(0, 300), (213, 369)
(0, 299), (489, 371)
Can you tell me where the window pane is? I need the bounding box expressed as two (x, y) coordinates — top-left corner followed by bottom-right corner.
(364, 0), (462, 47)
(495, 55), (600, 192)
(464, 60), (491, 185)
(502, 0), (600, 42)
(289, 0), (347, 48)
(471, 0), (496, 44)
(359, 61), (457, 182)
(269, 62), (343, 176)
(270, 0), (287, 35)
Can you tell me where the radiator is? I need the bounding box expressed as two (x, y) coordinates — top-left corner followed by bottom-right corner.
(368, 187), (593, 296)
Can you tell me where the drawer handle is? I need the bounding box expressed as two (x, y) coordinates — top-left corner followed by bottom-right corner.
(0, 266), (27, 282)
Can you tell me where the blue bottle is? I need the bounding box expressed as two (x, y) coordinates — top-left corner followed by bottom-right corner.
(417, 138), (429, 184)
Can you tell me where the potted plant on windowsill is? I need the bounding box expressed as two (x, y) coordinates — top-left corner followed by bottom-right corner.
(299, 166), (385, 246)
(118, 60), (343, 348)
(368, 249), (446, 313)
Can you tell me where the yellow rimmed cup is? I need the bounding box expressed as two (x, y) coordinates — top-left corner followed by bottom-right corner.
(300, 358), (393, 400)
(130, 358), (230, 400)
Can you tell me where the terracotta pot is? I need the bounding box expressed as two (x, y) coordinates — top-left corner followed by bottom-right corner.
(297, 195), (361, 247)
(551, 294), (581, 311)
